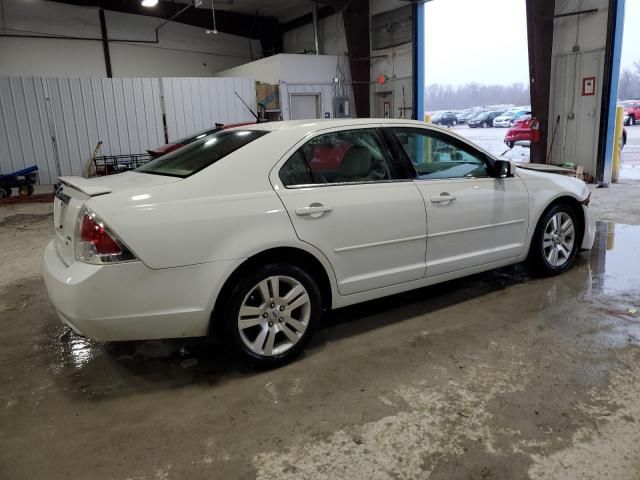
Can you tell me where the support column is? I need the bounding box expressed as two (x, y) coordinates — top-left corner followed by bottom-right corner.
(597, 0), (625, 185)
(412, 1), (426, 121)
(525, 0), (554, 164)
(98, 9), (112, 78)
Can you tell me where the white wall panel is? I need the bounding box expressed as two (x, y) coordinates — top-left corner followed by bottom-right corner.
(162, 77), (256, 141)
(0, 77), (56, 184)
(0, 76), (254, 183)
(280, 82), (354, 120)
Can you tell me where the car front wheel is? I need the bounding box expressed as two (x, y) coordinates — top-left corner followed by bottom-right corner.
(219, 263), (322, 367)
(482, 121), (488, 128)
(528, 204), (580, 276)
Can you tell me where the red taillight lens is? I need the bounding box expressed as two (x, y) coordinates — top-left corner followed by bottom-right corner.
(75, 207), (136, 264)
(80, 214), (121, 255)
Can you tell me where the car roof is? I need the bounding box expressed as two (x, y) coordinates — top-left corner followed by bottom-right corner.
(227, 118), (455, 133)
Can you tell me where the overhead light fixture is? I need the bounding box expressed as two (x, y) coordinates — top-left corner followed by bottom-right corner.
(141, 0), (158, 7)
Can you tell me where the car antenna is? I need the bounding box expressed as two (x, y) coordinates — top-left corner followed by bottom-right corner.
(234, 91), (261, 122)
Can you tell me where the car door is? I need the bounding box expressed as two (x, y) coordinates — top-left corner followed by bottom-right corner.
(271, 126), (427, 296)
(385, 126), (529, 277)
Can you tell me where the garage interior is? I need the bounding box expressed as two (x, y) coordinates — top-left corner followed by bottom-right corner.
(1, 0), (640, 478)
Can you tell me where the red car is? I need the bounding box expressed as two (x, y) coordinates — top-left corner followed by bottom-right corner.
(504, 116), (532, 147)
(505, 117), (627, 150)
(621, 100), (640, 126)
(147, 122), (257, 158)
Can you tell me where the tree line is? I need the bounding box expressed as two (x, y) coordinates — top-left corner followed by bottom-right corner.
(423, 59), (640, 112)
(425, 82), (530, 111)
(618, 60), (640, 100)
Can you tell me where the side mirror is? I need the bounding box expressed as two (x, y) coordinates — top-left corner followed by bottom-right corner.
(494, 159), (512, 178)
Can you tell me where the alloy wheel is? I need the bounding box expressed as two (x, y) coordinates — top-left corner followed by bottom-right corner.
(542, 212), (575, 267)
(237, 275), (311, 357)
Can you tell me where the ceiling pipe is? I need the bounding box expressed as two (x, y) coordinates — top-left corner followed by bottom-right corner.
(312, 1), (320, 55)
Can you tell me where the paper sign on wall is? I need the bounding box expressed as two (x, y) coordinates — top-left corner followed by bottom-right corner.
(582, 77), (596, 96)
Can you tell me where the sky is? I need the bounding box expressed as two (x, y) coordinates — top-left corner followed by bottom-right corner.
(423, 0), (640, 86)
(424, 0), (529, 86)
(621, 0), (640, 73)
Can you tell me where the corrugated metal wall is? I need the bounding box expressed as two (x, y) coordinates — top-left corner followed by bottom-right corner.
(163, 77), (256, 140)
(0, 76), (255, 184)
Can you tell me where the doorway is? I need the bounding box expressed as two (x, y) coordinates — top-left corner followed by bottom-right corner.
(290, 94), (320, 120)
(376, 92), (393, 119)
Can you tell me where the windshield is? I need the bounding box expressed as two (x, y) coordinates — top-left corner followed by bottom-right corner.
(137, 129), (269, 177)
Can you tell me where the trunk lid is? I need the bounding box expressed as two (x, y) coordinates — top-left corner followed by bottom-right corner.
(53, 172), (180, 266)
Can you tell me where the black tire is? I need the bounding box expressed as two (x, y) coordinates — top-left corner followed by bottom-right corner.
(528, 203), (581, 276)
(482, 121), (488, 128)
(0, 187), (11, 199)
(218, 263), (322, 368)
(625, 116), (631, 126)
(506, 141), (515, 148)
(631, 115), (636, 126)
(18, 185), (34, 196)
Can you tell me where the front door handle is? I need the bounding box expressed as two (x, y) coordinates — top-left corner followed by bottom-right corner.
(430, 193), (456, 204)
(295, 203), (332, 217)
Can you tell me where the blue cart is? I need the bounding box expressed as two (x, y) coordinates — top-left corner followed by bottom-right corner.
(0, 165), (38, 198)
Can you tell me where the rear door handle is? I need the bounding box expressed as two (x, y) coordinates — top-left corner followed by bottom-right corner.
(430, 193), (456, 204)
(295, 204), (332, 217)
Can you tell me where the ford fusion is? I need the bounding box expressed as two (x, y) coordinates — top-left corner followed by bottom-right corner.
(43, 119), (595, 367)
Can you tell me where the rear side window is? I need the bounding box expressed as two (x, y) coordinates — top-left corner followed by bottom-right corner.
(279, 128), (397, 187)
(137, 130), (268, 177)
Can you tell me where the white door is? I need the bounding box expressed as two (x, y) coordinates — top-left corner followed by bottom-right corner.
(272, 127), (427, 295)
(290, 94), (320, 120)
(387, 127), (529, 277)
(549, 50), (603, 168)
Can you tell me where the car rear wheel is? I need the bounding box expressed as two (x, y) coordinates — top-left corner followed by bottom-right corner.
(0, 187), (10, 199)
(506, 141), (515, 148)
(528, 204), (580, 276)
(219, 263), (321, 367)
(452, 120), (457, 126)
(482, 121), (488, 128)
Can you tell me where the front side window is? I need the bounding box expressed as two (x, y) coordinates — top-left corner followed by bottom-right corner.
(391, 128), (490, 180)
(137, 129), (268, 177)
(279, 128), (396, 187)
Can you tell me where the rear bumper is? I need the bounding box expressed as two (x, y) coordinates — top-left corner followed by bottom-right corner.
(42, 240), (242, 341)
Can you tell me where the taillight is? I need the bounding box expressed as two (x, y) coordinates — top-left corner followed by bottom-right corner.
(75, 207), (136, 264)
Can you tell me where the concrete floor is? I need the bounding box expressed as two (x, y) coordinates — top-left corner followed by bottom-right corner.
(2, 184), (640, 479)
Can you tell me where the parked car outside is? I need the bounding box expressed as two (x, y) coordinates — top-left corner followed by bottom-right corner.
(504, 115), (532, 147)
(468, 110), (505, 128)
(44, 119), (595, 367)
(505, 115), (628, 151)
(620, 100), (640, 126)
(431, 111), (459, 126)
(493, 109), (531, 128)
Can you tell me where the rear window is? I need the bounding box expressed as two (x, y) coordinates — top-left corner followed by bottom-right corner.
(137, 129), (268, 177)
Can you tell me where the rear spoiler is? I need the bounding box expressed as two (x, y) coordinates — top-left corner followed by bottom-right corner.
(58, 176), (112, 196)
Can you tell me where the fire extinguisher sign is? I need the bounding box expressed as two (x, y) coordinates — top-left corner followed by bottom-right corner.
(582, 77), (596, 96)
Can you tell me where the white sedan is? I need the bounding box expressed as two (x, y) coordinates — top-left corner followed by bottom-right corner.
(43, 119), (595, 367)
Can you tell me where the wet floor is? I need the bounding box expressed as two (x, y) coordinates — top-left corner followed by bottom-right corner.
(1, 218), (640, 479)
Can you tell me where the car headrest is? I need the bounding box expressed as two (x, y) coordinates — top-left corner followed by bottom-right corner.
(337, 146), (371, 178)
